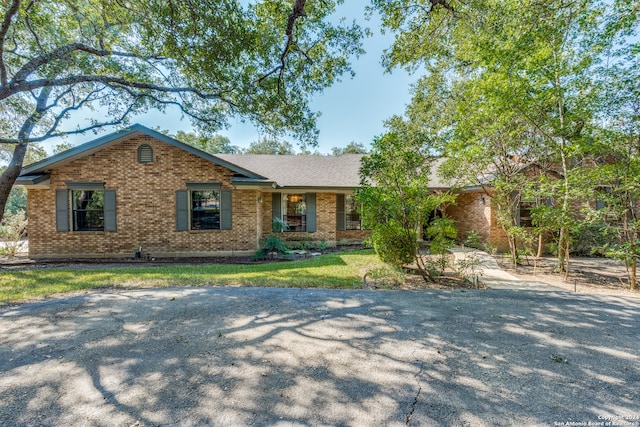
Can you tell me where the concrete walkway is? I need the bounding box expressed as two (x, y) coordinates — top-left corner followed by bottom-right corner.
(449, 247), (566, 291)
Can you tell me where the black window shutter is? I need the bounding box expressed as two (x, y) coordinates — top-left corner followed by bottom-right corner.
(336, 194), (345, 231)
(306, 193), (316, 232)
(272, 193), (281, 226)
(176, 190), (189, 231)
(55, 189), (69, 232)
(221, 190), (232, 230)
(104, 190), (117, 231)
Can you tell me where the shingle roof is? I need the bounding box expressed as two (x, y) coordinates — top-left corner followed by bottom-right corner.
(216, 154), (365, 188)
(17, 124), (464, 190)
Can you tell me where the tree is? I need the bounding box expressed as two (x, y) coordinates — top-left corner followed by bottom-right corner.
(1, 142), (47, 214)
(174, 131), (241, 154)
(586, 52), (640, 290)
(246, 137), (295, 154)
(331, 141), (369, 155)
(0, 0), (363, 222)
(372, 0), (638, 276)
(358, 116), (455, 281)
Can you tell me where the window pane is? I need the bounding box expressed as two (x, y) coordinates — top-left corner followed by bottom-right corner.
(345, 194), (361, 230)
(283, 193), (306, 232)
(72, 190), (105, 231)
(519, 200), (535, 227)
(191, 190), (220, 230)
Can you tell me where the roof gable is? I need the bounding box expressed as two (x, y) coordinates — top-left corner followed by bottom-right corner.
(19, 124), (265, 179)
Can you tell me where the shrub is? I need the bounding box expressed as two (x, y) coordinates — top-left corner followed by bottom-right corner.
(0, 210), (28, 257)
(425, 218), (457, 273)
(371, 221), (416, 267)
(426, 218), (458, 254)
(272, 217), (289, 232)
(254, 235), (291, 260)
(464, 230), (483, 249)
(316, 240), (328, 252)
(455, 251), (485, 287)
(364, 265), (406, 288)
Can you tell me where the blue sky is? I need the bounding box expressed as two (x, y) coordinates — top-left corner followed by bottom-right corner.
(41, 4), (417, 155)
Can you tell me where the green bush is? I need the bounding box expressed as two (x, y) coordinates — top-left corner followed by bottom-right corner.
(464, 230), (483, 249)
(0, 210), (28, 257)
(371, 222), (416, 267)
(425, 218), (458, 274)
(254, 235), (291, 260)
(570, 222), (617, 256)
(426, 218), (457, 255)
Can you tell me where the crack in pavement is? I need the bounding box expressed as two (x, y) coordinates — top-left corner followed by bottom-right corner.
(405, 360), (424, 426)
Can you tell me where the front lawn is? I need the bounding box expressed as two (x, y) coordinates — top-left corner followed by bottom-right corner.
(0, 250), (385, 305)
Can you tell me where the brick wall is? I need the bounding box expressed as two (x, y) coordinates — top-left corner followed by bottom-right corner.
(445, 190), (510, 252)
(27, 135), (368, 258)
(261, 192), (341, 247)
(28, 134), (261, 258)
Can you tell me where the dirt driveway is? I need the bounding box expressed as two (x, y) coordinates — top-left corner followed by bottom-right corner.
(1, 287), (639, 426)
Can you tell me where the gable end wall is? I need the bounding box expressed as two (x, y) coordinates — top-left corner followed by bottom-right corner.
(27, 134), (261, 258)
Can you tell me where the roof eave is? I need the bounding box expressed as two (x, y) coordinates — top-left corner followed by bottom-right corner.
(15, 174), (51, 189)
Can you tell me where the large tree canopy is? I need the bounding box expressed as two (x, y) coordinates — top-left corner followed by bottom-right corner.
(0, 0), (363, 218)
(370, 0), (639, 285)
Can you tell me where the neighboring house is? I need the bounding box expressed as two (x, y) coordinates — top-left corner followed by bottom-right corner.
(16, 125), (370, 259)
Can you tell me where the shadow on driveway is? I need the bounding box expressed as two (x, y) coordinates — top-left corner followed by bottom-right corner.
(1, 288), (639, 426)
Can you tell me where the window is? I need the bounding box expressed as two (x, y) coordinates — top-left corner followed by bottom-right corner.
(595, 186), (612, 210)
(337, 193), (363, 231)
(56, 185), (116, 232)
(138, 144), (153, 163)
(282, 193), (307, 232)
(176, 185), (232, 231)
(519, 199), (535, 227)
(72, 190), (105, 231)
(272, 193), (316, 232)
(191, 190), (220, 230)
(345, 194), (361, 230)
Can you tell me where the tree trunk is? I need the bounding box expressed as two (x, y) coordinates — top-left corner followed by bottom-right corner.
(631, 252), (637, 291)
(536, 232), (544, 258)
(0, 143), (28, 220)
(0, 88), (50, 223)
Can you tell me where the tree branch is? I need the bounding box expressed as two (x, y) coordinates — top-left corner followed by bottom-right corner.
(39, 88), (109, 139)
(24, 0), (44, 51)
(257, 0), (307, 94)
(0, 106), (133, 145)
(278, 0), (307, 94)
(429, 0), (455, 13)
(0, 0), (21, 87)
(1, 74), (225, 101)
(0, 83), (229, 144)
(115, 85), (227, 126)
(11, 42), (162, 84)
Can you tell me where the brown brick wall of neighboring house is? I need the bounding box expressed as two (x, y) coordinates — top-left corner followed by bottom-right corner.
(27, 135), (368, 258)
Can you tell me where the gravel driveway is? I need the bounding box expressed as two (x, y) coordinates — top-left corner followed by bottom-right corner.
(1, 287), (639, 426)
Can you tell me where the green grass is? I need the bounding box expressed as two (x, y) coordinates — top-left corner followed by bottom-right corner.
(0, 250), (383, 305)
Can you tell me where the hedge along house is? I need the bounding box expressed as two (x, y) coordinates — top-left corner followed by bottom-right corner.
(16, 124), (370, 259)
